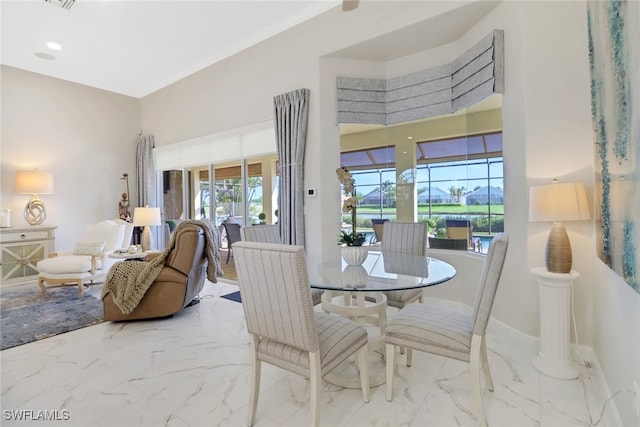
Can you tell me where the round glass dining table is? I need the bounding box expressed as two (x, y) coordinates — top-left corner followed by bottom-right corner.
(312, 250), (456, 292)
(310, 250), (456, 388)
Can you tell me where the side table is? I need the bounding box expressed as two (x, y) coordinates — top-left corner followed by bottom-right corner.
(531, 267), (580, 380)
(1, 226), (57, 286)
(109, 252), (147, 261)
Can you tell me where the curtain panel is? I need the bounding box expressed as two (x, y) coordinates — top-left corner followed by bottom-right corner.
(135, 134), (156, 208)
(273, 88), (310, 246)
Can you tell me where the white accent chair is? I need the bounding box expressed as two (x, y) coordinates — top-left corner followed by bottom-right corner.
(36, 219), (134, 298)
(385, 233), (509, 427)
(233, 241), (370, 427)
(380, 222), (429, 309)
(240, 224), (323, 306)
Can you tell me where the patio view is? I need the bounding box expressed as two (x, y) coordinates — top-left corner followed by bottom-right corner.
(340, 131), (504, 251)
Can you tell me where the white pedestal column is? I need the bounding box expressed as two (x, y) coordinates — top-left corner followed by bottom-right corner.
(531, 267), (580, 380)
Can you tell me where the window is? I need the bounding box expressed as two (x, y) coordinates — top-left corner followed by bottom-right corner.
(340, 132), (504, 250)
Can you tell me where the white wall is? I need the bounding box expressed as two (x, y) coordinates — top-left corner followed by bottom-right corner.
(0, 66), (140, 249)
(595, 262), (640, 423)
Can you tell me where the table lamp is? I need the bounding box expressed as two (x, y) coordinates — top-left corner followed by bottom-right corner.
(133, 206), (161, 251)
(529, 180), (590, 273)
(15, 170), (54, 226)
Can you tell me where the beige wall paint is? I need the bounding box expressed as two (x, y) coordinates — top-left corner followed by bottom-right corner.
(0, 65), (140, 249)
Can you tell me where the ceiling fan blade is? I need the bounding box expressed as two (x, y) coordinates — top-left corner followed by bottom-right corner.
(342, 0), (359, 12)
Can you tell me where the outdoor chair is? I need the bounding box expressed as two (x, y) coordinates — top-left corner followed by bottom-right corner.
(222, 222), (242, 263)
(445, 219), (482, 252)
(385, 233), (509, 427)
(233, 241), (369, 427)
(370, 218), (389, 244)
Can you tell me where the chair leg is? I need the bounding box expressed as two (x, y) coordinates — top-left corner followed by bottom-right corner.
(357, 344), (370, 403)
(247, 335), (261, 427)
(226, 246), (231, 264)
(385, 343), (395, 401)
(480, 336), (494, 391)
(470, 334), (488, 427)
(406, 348), (413, 367)
(76, 279), (83, 299)
(38, 278), (46, 295)
(309, 352), (321, 427)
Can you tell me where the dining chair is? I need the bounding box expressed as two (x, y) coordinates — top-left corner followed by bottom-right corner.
(385, 233), (509, 427)
(240, 224), (323, 306)
(233, 241), (370, 427)
(240, 224), (280, 243)
(380, 221), (428, 309)
(222, 222), (242, 264)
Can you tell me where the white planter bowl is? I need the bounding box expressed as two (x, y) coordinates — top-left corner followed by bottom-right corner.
(341, 246), (368, 266)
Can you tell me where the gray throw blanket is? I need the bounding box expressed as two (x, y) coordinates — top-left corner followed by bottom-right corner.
(102, 220), (223, 315)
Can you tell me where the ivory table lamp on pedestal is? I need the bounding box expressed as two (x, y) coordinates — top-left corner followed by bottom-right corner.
(529, 181), (590, 273)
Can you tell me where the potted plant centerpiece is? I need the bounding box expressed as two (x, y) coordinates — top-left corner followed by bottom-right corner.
(336, 167), (368, 265)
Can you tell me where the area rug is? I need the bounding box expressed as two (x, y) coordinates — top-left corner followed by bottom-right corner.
(220, 291), (242, 303)
(1, 286), (104, 350)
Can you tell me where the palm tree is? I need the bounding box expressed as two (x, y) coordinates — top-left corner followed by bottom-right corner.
(448, 185), (466, 202)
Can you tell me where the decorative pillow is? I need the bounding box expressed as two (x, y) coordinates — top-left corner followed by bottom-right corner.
(73, 241), (106, 256)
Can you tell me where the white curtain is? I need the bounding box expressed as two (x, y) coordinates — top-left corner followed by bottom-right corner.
(136, 134), (156, 208)
(273, 89), (309, 246)
(135, 134), (158, 247)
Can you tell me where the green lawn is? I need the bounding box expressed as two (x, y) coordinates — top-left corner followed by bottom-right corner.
(358, 205), (504, 216)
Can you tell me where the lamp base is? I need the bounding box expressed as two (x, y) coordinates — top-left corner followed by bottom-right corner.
(545, 222), (572, 273)
(23, 195), (47, 226)
(141, 226), (154, 252)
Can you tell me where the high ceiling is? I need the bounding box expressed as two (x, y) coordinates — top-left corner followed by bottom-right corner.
(0, 0), (340, 98)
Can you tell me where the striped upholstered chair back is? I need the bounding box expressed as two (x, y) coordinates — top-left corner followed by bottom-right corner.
(379, 222), (428, 309)
(234, 242), (318, 353)
(381, 222), (427, 256)
(239, 225), (322, 306)
(240, 224), (281, 244)
(471, 232), (509, 336)
(233, 241), (370, 426)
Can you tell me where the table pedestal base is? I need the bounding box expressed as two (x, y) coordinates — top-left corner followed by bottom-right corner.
(321, 290), (387, 388)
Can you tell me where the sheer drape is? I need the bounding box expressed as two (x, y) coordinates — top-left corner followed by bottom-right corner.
(273, 89), (309, 246)
(135, 134), (156, 208)
(135, 134), (158, 247)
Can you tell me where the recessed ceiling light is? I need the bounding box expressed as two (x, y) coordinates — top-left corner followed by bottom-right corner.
(407, 136), (413, 140)
(35, 52), (56, 60)
(46, 41), (62, 51)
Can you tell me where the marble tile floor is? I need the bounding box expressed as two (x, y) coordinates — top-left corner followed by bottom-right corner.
(1, 280), (615, 427)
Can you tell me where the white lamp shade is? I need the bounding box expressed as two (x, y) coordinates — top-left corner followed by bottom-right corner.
(15, 171), (54, 194)
(529, 182), (591, 222)
(133, 207), (161, 226)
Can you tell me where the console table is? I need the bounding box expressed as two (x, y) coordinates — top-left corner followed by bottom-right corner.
(0, 226), (56, 286)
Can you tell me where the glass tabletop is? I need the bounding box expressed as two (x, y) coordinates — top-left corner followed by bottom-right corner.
(311, 250), (456, 292)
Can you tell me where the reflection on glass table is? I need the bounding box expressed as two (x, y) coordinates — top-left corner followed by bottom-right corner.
(312, 251), (456, 388)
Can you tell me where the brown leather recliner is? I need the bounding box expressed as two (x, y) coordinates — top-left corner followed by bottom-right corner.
(102, 223), (207, 321)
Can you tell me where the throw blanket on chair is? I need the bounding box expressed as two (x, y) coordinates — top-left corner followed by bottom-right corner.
(102, 220), (223, 315)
